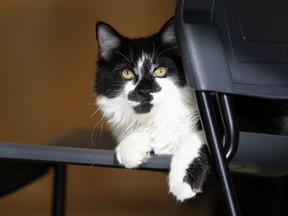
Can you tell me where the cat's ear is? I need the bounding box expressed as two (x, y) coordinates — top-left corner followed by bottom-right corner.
(96, 21), (123, 61)
(158, 18), (178, 48)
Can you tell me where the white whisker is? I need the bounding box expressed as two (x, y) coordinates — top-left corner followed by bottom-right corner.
(90, 107), (101, 118)
(115, 51), (132, 63)
(129, 42), (134, 62)
(154, 47), (174, 61)
(156, 57), (174, 63)
(153, 42), (165, 61)
(152, 41), (156, 60)
(91, 115), (106, 147)
(88, 161), (97, 173)
(113, 63), (130, 72)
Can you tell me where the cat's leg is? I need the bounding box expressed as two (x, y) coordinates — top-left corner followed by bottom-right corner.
(168, 130), (208, 202)
(116, 131), (152, 169)
(185, 145), (209, 194)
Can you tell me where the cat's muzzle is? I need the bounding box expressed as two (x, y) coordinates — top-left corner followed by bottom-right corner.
(133, 102), (153, 114)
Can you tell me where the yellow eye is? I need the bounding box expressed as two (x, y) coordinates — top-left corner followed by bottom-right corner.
(121, 69), (135, 80)
(153, 67), (167, 78)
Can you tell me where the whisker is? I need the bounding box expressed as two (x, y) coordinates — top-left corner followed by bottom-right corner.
(90, 107), (101, 118)
(99, 116), (107, 138)
(128, 42), (134, 62)
(152, 41), (156, 60)
(154, 47), (175, 61)
(113, 63), (131, 72)
(88, 161), (97, 173)
(156, 57), (174, 63)
(153, 42), (166, 60)
(91, 115), (106, 147)
(115, 51), (132, 63)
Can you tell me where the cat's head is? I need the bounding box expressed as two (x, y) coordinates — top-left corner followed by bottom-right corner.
(95, 18), (186, 115)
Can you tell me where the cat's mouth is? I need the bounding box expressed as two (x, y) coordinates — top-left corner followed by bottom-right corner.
(128, 91), (154, 114)
(133, 102), (153, 114)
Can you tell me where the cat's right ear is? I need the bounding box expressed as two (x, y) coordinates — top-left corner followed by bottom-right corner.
(158, 18), (177, 48)
(96, 21), (122, 61)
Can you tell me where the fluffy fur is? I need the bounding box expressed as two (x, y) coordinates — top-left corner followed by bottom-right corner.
(94, 18), (288, 202)
(94, 19), (209, 201)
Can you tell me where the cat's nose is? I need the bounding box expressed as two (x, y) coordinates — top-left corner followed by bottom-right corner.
(138, 87), (152, 95)
(135, 79), (161, 95)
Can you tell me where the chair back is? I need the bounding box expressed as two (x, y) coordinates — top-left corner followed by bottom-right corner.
(175, 0), (288, 99)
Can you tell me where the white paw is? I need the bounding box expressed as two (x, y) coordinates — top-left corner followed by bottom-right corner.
(169, 182), (196, 202)
(116, 131), (151, 169)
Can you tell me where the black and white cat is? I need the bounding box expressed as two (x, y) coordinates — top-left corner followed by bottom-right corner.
(94, 19), (209, 202)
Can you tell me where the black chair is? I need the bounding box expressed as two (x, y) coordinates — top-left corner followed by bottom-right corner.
(175, 0), (288, 215)
(0, 129), (171, 216)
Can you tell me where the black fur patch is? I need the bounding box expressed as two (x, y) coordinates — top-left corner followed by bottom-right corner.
(184, 145), (210, 191)
(133, 103), (154, 114)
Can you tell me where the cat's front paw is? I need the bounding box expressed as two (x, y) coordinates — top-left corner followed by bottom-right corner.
(169, 182), (196, 202)
(116, 131), (151, 169)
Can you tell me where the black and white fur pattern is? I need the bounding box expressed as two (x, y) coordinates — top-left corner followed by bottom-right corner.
(94, 19), (209, 202)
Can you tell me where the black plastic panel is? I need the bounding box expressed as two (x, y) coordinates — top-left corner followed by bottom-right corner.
(225, 0), (288, 63)
(175, 0), (288, 98)
(239, 0), (288, 43)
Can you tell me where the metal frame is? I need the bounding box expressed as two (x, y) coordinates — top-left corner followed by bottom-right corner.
(195, 91), (241, 216)
(52, 164), (66, 216)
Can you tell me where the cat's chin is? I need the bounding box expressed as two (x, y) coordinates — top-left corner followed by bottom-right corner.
(133, 103), (153, 114)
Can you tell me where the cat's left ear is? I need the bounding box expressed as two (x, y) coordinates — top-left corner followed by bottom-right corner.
(158, 18), (178, 49)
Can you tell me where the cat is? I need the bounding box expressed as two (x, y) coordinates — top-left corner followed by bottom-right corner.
(94, 18), (209, 202)
(93, 18), (288, 202)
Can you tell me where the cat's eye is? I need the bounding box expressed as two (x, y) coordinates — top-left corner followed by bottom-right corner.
(121, 69), (135, 80)
(153, 67), (167, 78)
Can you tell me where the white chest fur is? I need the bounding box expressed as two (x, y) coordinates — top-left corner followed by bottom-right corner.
(96, 78), (199, 155)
